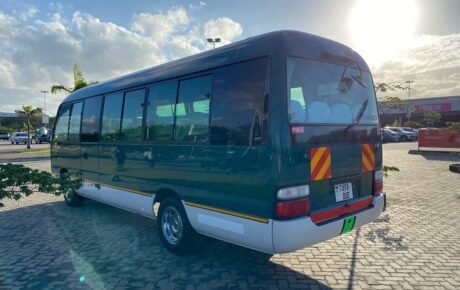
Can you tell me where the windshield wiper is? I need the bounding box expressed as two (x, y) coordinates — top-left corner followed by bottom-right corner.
(344, 99), (368, 132)
(338, 61), (367, 93)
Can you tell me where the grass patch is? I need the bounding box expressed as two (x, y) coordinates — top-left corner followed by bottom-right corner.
(18, 148), (50, 155)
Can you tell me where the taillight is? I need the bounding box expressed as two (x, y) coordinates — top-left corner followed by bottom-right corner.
(276, 185), (310, 218)
(373, 170), (383, 195)
(276, 198), (310, 219)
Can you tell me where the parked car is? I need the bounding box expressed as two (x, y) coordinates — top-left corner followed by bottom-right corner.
(402, 127), (419, 140)
(0, 131), (10, 140)
(382, 128), (399, 142)
(11, 132), (30, 144)
(32, 128), (52, 144)
(385, 127), (417, 142)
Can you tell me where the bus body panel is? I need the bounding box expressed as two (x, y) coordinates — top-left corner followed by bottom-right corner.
(183, 202), (274, 254)
(77, 181), (155, 218)
(51, 30), (384, 254)
(272, 194), (384, 253)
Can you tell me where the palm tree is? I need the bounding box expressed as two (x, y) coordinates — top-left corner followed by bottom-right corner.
(51, 64), (97, 94)
(17, 106), (42, 149)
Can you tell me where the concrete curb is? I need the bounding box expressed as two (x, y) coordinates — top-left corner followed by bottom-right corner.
(0, 156), (50, 163)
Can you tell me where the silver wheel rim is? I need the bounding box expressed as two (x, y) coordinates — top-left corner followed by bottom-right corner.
(162, 206), (183, 245)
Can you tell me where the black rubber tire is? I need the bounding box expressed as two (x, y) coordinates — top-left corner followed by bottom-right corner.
(449, 164), (460, 174)
(61, 173), (82, 207)
(157, 197), (197, 255)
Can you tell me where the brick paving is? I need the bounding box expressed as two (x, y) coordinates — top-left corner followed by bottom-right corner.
(0, 143), (459, 289)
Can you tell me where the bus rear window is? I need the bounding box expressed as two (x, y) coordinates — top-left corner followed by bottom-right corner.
(287, 57), (378, 125)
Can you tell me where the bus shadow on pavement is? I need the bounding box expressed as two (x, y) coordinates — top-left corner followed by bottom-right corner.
(0, 200), (333, 289)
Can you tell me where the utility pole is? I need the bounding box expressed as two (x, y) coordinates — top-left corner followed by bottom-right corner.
(40, 90), (49, 127)
(405, 80), (414, 120)
(206, 38), (221, 49)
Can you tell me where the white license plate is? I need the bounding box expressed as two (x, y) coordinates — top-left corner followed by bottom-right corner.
(334, 182), (353, 202)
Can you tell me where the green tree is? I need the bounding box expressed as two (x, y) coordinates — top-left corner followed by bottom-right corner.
(423, 111), (441, 127)
(378, 96), (404, 118)
(445, 122), (460, 131)
(0, 163), (83, 207)
(403, 120), (422, 128)
(375, 82), (405, 93)
(17, 106), (42, 149)
(51, 64), (97, 94)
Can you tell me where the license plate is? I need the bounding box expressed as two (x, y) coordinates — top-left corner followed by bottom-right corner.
(334, 182), (353, 202)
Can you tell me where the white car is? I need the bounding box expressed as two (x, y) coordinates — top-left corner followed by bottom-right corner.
(11, 132), (30, 144)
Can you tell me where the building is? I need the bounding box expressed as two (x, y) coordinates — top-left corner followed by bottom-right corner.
(378, 95), (460, 126)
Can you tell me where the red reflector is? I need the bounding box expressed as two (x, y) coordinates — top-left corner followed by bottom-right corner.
(310, 197), (373, 223)
(276, 198), (310, 219)
(374, 180), (383, 195)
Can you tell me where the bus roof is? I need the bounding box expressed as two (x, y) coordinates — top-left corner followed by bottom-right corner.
(63, 30), (369, 103)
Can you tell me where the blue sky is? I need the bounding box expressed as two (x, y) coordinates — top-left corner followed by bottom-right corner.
(1, 0), (460, 114)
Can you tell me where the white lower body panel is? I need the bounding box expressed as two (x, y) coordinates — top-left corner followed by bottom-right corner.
(76, 181), (384, 254)
(77, 181), (155, 219)
(183, 203), (274, 254)
(272, 194), (385, 253)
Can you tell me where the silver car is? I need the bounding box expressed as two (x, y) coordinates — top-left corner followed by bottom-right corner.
(11, 132), (30, 144)
(385, 127), (417, 142)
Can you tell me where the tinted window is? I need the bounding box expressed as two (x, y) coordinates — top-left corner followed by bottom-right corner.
(101, 93), (123, 141)
(81, 96), (102, 142)
(287, 57), (378, 124)
(54, 104), (71, 141)
(68, 102), (83, 142)
(211, 58), (267, 146)
(146, 82), (177, 141)
(175, 75), (212, 142)
(121, 89), (145, 141)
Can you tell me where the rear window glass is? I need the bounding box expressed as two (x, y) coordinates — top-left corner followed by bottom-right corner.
(287, 57), (378, 125)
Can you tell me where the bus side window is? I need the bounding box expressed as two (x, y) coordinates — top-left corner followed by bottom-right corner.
(68, 102), (83, 142)
(101, 93), (123, 141)
(81, 96), (102, 142)
(120, 89), (146, 141)
(175, 75), (212, 143)
(211, 58), (268, 146)
(146, 81), (177, 141)
(54, 104), (71, 141)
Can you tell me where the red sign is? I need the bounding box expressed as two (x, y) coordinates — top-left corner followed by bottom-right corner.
(414, 103), (451, 113)
(418, 129), (460, 152)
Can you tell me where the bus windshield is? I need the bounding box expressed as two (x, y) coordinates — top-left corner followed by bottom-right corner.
(287, 57), (378, 125)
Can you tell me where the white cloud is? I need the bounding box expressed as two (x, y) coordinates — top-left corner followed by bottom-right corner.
(204, 17), (243, 46)
(0, 7), (243, 115)
(19, 6), (38, 21)
(131, 7), (189, 42)
(373, 34), (460, 99)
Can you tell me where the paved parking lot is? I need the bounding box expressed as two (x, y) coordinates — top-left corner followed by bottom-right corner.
(0, 140), (50, 163)
(0, 143), (459, 289)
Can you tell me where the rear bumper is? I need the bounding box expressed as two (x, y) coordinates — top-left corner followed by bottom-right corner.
(272, 194), (385, 253)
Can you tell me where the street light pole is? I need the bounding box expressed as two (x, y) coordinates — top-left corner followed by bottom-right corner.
(206, 37), (221, 49)
(40, 90), (49, 127)
(405, 81), (414, 120)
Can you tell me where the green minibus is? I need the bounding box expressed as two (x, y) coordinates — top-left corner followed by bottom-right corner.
(51, 30), (385, 254)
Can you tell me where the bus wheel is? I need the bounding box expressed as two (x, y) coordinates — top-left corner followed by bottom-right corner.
(158, 197), (195, 255)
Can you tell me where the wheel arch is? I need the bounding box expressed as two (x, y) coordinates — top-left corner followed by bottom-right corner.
(154, 188), (181, 204)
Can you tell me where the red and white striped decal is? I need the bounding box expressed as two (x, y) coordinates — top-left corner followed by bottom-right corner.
(310, 147), (332, 181)
(362, 144), (375, 173)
